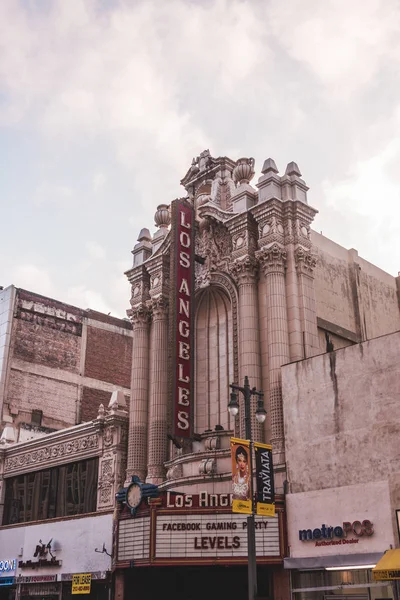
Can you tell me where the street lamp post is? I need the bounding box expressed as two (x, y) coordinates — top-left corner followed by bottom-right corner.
(228, 375), (267, 600)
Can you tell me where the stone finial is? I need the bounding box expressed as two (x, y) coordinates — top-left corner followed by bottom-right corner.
(97, 403), (105, 420)
(0, 424), (16, 444)
(233, 158), (255, 185)
(137, 228), (152, 242)
(261, 158), (279, 174)
(285, 161), (302, 177)
(154, 204), (171, 229)
(108, 389), (127, 413)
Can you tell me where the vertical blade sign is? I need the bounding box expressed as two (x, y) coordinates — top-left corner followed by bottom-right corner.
(171, 199), (195, 439)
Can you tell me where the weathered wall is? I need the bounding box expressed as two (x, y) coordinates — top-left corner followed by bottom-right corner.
(1, 288), (132, 437)
(312, 232), (400, 343)
(283, 330), (400, 492)
(84, 322), (132, 388)
(282, 330), (400, 539)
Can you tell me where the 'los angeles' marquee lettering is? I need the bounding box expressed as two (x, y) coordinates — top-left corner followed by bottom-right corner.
(172, 200), (195, 438)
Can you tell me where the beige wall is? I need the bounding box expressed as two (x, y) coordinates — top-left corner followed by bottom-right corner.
(282, 330), (400, 545)
(312, 231), (400, 341)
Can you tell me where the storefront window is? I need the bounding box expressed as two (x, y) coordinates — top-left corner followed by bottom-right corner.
(2, 458), (98, 525)
(291, 569), (393, 600)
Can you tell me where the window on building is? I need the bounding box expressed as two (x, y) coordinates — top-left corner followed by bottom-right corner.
(2, 457), (98, 525)
(31, 409), (43, 426)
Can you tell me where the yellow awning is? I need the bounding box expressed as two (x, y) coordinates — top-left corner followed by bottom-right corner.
(372, 549), (400, 581)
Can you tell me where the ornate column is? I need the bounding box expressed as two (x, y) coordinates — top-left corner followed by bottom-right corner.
(257, 243), (290, 480)
(125, 302), (151, 483)
(229, 253), (263, 441)
(146, 296), (169, 483)
(295, 246), (319, 356)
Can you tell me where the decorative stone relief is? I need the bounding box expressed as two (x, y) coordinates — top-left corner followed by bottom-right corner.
(127, 304), (151, 327)
(4, 434), (99, 474)
(229, 255), (258, 285)
(204, 436), (221, 451)
(97, 453), (115, 508)
(294, 246), (317, 275)
(199, 458), (216, 475)
(103, 427), (114, 448)
(256, 244), (287, 276)
(166, 463), (183, 480)
(195, 221), (232, 287)
(149, 296), (169, 320)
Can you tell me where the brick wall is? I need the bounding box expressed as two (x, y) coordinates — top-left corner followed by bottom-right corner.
(13, 317), (81, 372)
(7, 369), (78, 428)
(81, 386), (129, 422)
(84, 326), (132, 388)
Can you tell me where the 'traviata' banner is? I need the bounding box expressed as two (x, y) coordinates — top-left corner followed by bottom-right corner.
(254, 442), (275, 517)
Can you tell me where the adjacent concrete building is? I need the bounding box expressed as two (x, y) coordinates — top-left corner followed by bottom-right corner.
(282, 330), (400, 598)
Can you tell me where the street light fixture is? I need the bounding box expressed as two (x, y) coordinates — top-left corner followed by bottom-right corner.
(228, 375), (267, 600)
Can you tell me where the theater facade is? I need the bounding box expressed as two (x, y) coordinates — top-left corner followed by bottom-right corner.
(116, 150), (400, 599)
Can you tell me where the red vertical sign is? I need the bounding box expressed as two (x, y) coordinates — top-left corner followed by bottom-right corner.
(171, 199), (195, 438)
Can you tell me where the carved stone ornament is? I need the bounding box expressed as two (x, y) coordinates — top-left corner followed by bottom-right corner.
(103, 426), (114, 447)
(195, 221), (232, 288)
(229, 255), (258, 285)
(256, 244), (287, 275)
(98, 454), (115, 506)
(166, 463), (183, 480)
(294, 246), (317, 275)
(199, 458), (216, 475)
(149, 295), (169, 320)
(127, 304), (151, 327)
(204, 436), (221, 451)
(4, 434), (99, 474)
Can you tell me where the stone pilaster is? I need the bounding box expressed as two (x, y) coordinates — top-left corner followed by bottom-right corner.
(230, 255), (263, 442)
(294, 246), (319, 357)
(146, 296), (169, 484)
(125, 303), (151, 483)
(97, 408), (128, 512)
(257, 244), (290, 477)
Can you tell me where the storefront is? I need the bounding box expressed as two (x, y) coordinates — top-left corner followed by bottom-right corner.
(116, 491), (287, 600)
(284, 481), (396, 600)
(0, 558), (17, 600)
(0, 514), (113, 600)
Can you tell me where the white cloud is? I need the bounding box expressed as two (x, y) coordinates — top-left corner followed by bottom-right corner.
(86, 241), (106, 260)
(66, 285), (112, 315)
(13, 265), (56, 298)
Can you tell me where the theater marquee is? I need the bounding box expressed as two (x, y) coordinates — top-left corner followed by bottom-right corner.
(117, 503), (285, 567)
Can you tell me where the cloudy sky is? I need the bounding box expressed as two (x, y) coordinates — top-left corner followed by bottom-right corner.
(1, 0), (400, 318)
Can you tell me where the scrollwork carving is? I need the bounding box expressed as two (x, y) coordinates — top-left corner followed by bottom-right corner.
(199, 458), (216, 475)
(229, 255), (258, 285)
(256, 244), (287, 276)
(166, 463), (183, 480)
(4, 434), (99, 474)
(127, 304), (151, 328)
(294, 246), (317, 275)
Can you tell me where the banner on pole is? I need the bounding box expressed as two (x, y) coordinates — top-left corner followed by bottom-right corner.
(230, 437), (252, 514)
(254, 442), (275, 517)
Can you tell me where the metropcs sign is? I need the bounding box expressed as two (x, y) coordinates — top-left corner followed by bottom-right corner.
(170, 199), (195, 439)
(299, 519), (374, 547)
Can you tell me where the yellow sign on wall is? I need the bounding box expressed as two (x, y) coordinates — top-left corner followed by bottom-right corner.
(72, 574), (91, 594)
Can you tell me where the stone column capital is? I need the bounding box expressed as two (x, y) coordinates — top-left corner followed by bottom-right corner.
(229, 255), (258, 286)
(148, 296), (169, 320)
(127, 304), (151, 328)
(256, 243), (287, 276)
(294, 246), (317, 275)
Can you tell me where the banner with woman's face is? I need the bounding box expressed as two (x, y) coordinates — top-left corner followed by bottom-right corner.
(230, 437), (252, 514)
